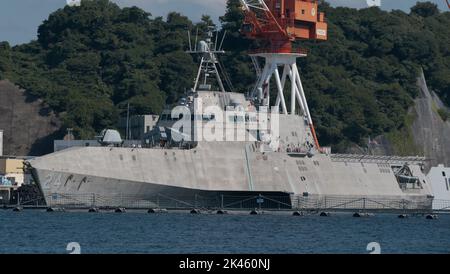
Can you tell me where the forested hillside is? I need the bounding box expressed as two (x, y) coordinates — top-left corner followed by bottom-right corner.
(0, 0), (449, 152)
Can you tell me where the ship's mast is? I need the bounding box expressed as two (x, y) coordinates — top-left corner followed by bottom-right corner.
(187, 27), (228, 93)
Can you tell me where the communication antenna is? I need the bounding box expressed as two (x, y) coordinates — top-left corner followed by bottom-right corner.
(194, 28), (199, 51)
(218, 30), (227, 52)
(187, 30), (192, 51)
(187, 26), (233, 93)
(126, 102), (130, 140)
(215, 30), (219, 51)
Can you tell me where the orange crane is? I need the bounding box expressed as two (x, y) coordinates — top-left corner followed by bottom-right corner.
(240, 0), (448, 53)
(240, 0), (327, 53)
(239, 0), (327, 152)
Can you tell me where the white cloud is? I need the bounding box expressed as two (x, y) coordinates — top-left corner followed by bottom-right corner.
(328, 0), (447, 10)
(116, 1), (225, 15)
(327, 0), (374, 9)
(112, 0), (227, 22)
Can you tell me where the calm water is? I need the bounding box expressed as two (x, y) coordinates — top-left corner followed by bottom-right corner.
(0, 210), (449, 254)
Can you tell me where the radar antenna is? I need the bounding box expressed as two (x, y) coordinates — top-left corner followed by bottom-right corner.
(187, 27), (231, 93)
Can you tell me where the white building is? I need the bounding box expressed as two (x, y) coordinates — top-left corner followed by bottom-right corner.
(0, 157), (25, 186)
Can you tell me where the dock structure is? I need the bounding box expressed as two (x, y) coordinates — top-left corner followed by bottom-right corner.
(6, 192), (445, 214)
(1, 189), (449, 215)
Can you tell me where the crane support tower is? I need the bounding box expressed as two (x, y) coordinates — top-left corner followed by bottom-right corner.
(239, 0), (327, 151)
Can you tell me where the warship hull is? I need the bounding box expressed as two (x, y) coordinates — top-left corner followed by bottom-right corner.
(28, 140), (434, 210)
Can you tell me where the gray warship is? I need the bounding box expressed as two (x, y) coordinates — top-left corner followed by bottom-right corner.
(27, 25), (434, 211)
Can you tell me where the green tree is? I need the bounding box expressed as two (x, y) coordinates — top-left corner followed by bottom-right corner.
(0, 42), (12, 79)
(411, 2), (440, 17)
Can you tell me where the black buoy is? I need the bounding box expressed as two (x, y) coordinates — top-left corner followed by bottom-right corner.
(216, 209), (228, 215)
(292, 211), (304, 216)
(115, 207), (126, 213)
(353, 212), (374, 218)
(12, 206), (23, 212)
(319, 212), (330, 217)
(190, 209), (201, 214)
(426, 214), (438, 220)
(148, 208), (168, 214)
(88, 207), (99, 213)
(398, 214), (408, 219)
(46, 207), (65, 212)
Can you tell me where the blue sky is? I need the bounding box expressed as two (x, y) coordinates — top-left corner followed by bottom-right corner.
(0, 0), (448, 45)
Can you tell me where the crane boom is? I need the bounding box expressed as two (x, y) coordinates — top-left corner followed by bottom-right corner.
(239, 0), (292, 52)
(239, 0), (327, 53)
